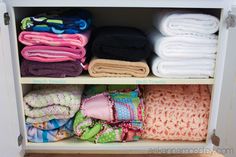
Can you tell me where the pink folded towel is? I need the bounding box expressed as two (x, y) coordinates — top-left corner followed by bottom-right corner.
(19, 31), (90, 48)
(21, 46), (86, 63)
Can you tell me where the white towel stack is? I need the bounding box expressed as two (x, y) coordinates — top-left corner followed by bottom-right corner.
(150, 11), (220, 78)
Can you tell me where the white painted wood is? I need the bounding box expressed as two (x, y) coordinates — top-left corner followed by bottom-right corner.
(20, 76), (215, 85)
(5, 0), (232, 9)
(0, 2), (23, 157)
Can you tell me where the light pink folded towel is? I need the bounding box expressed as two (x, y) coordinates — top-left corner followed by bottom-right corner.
(19, 31), (90, 48)
(21, 46), (86, 63)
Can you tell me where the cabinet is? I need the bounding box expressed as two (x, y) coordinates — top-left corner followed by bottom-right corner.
(0, 0), (235, 156)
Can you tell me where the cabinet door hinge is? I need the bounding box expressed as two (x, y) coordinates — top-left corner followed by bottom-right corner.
(4, 12), (10, 25)
(226, 12), (236, 29)
(18, 134), (23, 146)
(211, 129), (220, 146)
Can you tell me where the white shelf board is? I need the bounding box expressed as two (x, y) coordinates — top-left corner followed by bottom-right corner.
(20, 75), (214, 85)
(7, 0), (228, 9)
(25, 138), (209, 154)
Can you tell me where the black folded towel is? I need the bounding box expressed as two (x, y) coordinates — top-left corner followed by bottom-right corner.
(91, 26), (151, 62)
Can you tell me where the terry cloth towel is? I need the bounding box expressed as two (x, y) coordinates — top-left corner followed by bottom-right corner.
(91, 26), (151, 61)
(26, 118), (74, 143)
(21, 9), (92, 34)
(151, 56), (215, 78)
(24, 85), (84, 123)
(142, 85), (211, 141)
(21, 46), (86, 63)
(153, 11), (220, 36)
(73, 111), (142, 143)
(149, 30), (218, 60)
(21, 59), (84, 77)
(88, 58), (150, 77)
(19, 31), (90, 48)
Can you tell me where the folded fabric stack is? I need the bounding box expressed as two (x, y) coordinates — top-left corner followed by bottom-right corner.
(150, 11), (219, 78)
(73, 85), (144, 143)
(88, 26), (151, 77)
(19, 9), (92, 77)
(24, 85), (84, 142)
(142, 85), (211, 141)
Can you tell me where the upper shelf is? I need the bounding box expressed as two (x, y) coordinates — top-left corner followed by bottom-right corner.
(20, 75), (214, 85)
(7, 0), (230, 9)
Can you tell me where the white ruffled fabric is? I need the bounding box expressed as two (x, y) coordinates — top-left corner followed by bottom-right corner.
(153, 11), (220, 36)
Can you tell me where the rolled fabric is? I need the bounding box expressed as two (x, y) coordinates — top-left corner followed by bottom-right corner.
(21, 59), (83, 77)
(19, 31), (90, 48)
(153, 11), (220, 36)
(88, 58), (150, 77)
(151, 55), (215, 78)
(21, 9), (92, 34)
(24, 85), (84, 123)
(27, 119), (74, 143)
(21, 46), (86, 63)
(142, 85), (211, 141)
(91, 26), (151, 62)
(149, 30), (218, 60)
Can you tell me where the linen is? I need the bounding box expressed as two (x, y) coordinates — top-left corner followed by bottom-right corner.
(142, 85), (211, 141)
(149, 30), (218, 60)
(21, 59), (84, 77)
(153, 11), (220, 36)
(21, 46), (86, 63)
(151, 55), (215, 78)
(19, 31), (90, 48)
(88, 58), (150, 77)
(24, 85), (84, 123)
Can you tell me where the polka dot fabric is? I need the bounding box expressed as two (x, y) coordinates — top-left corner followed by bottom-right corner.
(142, 85), (211, 141)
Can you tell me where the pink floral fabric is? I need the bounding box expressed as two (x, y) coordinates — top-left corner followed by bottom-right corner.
(142, 85), (211, 141)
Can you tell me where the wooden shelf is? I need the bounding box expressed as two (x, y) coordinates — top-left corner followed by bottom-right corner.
(25, 138), (208, 154)
(20, 75), (214, 85)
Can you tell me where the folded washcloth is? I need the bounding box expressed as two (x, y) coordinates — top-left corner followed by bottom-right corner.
(27, 118), (74, 143)
(88, 58), (150, 77)
(24, 85), (84, 123)
(19, 31), (90, 48)
(21, 46), (86, 63)
(142, 85), (211, 141)
(149, 30), (218, 60)
(151, 55), (215, 78)
(153, 11), (220, 36)
(21, 59), (84, 77)
(91, 26), (151, 61)
(21, 9), (92, 34)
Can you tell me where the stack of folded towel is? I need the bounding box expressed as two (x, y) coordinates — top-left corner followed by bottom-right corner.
(88, 26), (151, 77)
(73, 85), (144, 143)
(19, 9), (92, 77)
(150, 11), (219, 78)
(24, 85), (84, 143)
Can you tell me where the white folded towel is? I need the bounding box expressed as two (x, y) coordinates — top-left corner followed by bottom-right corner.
(151, 55), (215, 78)
(153, 11), (220, 36)
(149, 30), (218, 60)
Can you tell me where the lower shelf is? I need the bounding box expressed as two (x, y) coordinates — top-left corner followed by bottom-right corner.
(25, 138), (210, 154)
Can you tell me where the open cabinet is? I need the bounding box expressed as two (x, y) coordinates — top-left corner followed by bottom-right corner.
(1, 0), (236, 156)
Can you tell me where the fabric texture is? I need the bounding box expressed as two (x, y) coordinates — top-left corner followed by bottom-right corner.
(142, 85), (211, 141)
(153, 11), (220, 36)
(88, 58), (150, 77)
(27, 118), (74, 143)
(21, 59), (83, 77)
(91, 26), (151, 61)
(24, 85), (84, 123)
(21, 46), (86, 63)
(19, 31), (90, 48)
(151, 56), (215, 78)
(21, 9), (92, 34)
(149, 30), (218, 60)
(28, 118), (70, 130)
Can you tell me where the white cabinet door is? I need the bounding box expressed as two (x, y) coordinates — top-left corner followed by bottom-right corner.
(0, 2), (23, 157)
(216, 7), (236, 157)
